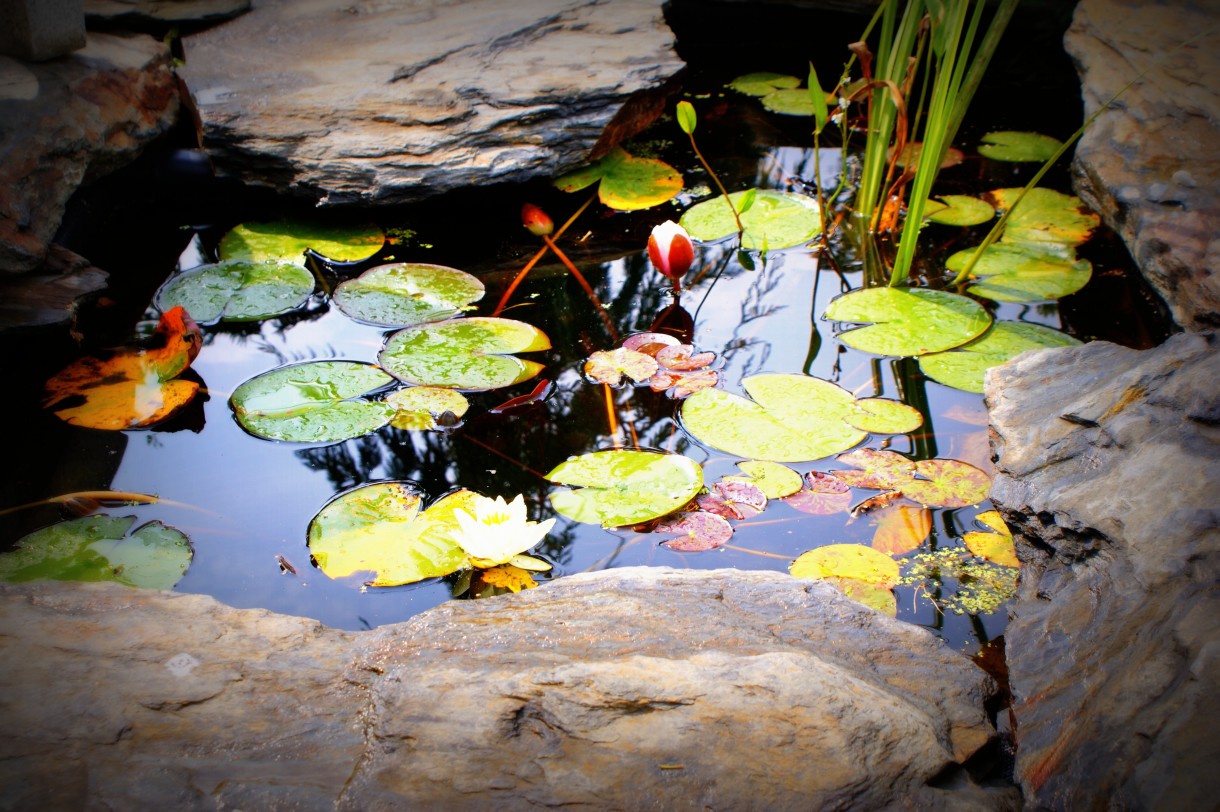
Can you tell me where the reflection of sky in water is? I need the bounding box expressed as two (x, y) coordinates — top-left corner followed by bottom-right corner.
(42, 143), (1067, 646)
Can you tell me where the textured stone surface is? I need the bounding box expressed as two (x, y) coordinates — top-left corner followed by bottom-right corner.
(0, 244), (108, 330)
(1066, 0), (1220, 331)
(986, 332), (1220, 810)
(84, 0), (250, 25)
(176, 0), (683, 205)
(0, 32), (179, 272)
(0, 568), (1012, 810)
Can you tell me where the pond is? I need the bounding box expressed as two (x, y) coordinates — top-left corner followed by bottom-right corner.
(0, 1), (1170, 654)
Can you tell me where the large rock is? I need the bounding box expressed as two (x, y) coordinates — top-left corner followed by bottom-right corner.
(0, 568), (1013, 810)
(986, 332), (1220, 810)
(1066, 0), (1220, 331)
(0, 32), (179, 272)
(176, 0), (683, 206)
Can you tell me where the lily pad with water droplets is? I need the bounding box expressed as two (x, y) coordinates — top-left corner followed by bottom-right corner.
(679, 189), (821, 250)
(0, 515), (192, 590)
(230, 360), (395, 443)
(680, 373), (865, 463)
(919, 320), (1082, 393)
(984, 187), (1099, 253)
(155, 260), (315, 324)
(978, 131), (1063, 163)
(546, 449), (703, 528)
(822, 287), (992, 357)
(219, 219), (385, 266)
(947, 244), (1093, 303)
(306, 483), (473, 587)
(334, 263), (484, 327)
(553, 146), (683, 211)
(962, 509), (1019, 568)
(379, 317), (550, 391)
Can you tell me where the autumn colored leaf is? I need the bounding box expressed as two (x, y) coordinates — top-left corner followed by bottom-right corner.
(655, 344), (716, 371)
(473, 563), (538, 594)
(657, 510), (734, 552)
(784, 470), (852, 515)
(584, 347), (659, 387)
(850, 491), (905, 519)
(871, 506), (932, 556)
(42, 306), (203, 430)
(650, 368), (719, 398)
(790, 544), (899, 588)
(834, 448), (990, 508)
(622, 331), (680, 356)
(824, 577), (898, 616)
(832, 448), (916, 490)
(385, 386), (470, 431)
(962, 509), (1019, 568)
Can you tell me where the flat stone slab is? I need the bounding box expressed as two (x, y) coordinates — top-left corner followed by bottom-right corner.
(0, 568), (1010, 810)
(177, 0), (683, 205)
(1066, 0), (1220, 331)
(987, 332), (1220, 810)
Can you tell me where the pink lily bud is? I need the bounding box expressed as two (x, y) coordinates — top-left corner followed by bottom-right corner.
(647, 220), (695, 283)
(521, 203), (553, 237)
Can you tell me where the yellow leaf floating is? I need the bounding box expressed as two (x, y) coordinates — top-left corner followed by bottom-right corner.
(791, 544), (899, 587)
(962, 509), (1020, 568)
(477, 564), (538, 594)
(42, 307), (202, 430)
(871, 506), (932, 556)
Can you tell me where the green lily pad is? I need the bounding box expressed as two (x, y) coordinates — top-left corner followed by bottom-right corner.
(307, 483), (473, 587)
(947, 244), (1093, 302)
(985, 187), (1099, 251)
(843, 398), (924, 434)
(725, 460), (804, 499)
(0, 515), (192, 590)
(379, 317), (550, 391)
(728, 72), (801, 96)
(822, 287), (992, 357)
(978, 131), (1063, 162)
(760, 88), (817, 116)
(385, 386), (470, 430)
(680, 374), (866, 463)
(230, 360), (395, 442)
(219, 219), (385, 266)
(553, 146), (683, 211)
(925, 195), (995, 227)
(546, 449), (703, 527)
(679, 189), (821, 250)
(334, 263), (484, 327)
(154, 260), (315, 324)
(919, 321), (1082, 393)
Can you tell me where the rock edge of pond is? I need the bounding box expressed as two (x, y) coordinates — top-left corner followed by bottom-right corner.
(0, 567), (1021, 811)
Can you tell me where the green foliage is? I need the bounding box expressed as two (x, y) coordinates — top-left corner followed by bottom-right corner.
(924, 195), (994, 227)
(978, 130), (1063, 162)
(675, 100), (698, 134)
(155, 260), (315, 324)
(822, 287), (992, 357)
(0, 515), (192, 590)
(219, 219), (384, 265)
(230, 361), (394, 443)
(679, 189), (821, 250)
(334, 263), (484, 327)
(919, 320), (1081, 393)
(379, 317), (550, 391)
(546, 449), (703, 527)
(385, 386), (470, 430)
(553, 146), (683, 210)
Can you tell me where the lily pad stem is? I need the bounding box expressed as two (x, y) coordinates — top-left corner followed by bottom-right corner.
(541, 233), (619, 341)
(493, 192), (596, 317)
(686, 132), (745, 238)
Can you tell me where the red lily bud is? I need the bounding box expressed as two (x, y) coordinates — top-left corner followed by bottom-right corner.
(521, 203), (553, 237)
(647, 220), (695, 282)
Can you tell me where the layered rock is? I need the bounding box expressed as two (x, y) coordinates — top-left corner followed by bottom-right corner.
(176, 0), (683, 205)
(986, 332), (1220, 810)
(0, 31), (179, 273)
(1066, 0), (1220, 331)
(0, 568), (1014, 810)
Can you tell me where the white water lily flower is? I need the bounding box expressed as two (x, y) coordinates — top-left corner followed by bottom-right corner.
(453, 494), (555, 568)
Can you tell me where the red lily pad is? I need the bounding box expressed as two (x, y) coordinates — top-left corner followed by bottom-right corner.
(657, 511), (734, 552)
(584, 347), (659, 387)
(784, 471), (852, 515)
(656, 344), (716, 371)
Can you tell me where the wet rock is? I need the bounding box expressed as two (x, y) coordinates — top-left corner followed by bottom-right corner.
(0, 244), (107, 330)
(986, 332), (1220, 810)
(176, 0), (683, 206)
(84, 0), (249, 26)
(1066, 0), (1220, 331)
(0, 568), (1015, 810)
(0, 32), (180, 272)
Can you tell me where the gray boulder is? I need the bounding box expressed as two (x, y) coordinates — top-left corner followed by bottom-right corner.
(0, 32), (179, 273)
(986, 332), (1220, 810)
(0, 568), (1013, 810)
(1066, 0), (1220, 331)
(176, 0), (684, 206)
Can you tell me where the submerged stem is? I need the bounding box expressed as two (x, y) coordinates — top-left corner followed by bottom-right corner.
(492, 192), (595, 317)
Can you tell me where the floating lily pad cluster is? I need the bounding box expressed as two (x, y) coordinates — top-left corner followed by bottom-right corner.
(583, 332), (718, 398)
(727, 71), (836, 117)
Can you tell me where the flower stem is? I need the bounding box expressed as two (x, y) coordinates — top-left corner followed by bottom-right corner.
(492, 192), (596, 317)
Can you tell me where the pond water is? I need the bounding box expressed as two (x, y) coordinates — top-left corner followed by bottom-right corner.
(1, 2), (1170, 653)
